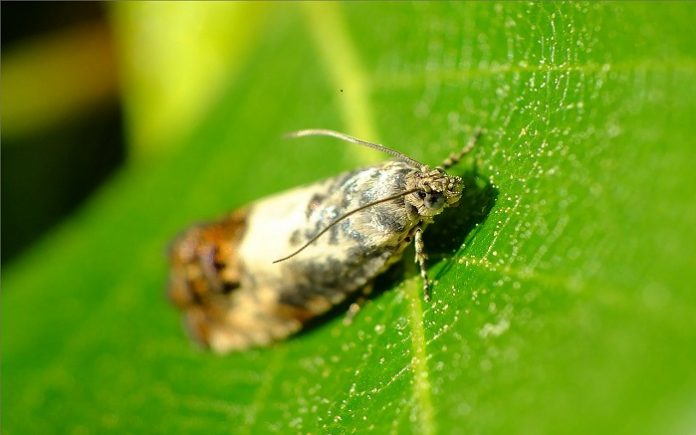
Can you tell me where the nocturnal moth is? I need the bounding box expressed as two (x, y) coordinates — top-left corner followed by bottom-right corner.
(168, 129), (480, 353)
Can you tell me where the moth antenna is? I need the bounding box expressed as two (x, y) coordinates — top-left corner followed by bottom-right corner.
(273, 188), (420, 264)
(286, 129), (425, 169)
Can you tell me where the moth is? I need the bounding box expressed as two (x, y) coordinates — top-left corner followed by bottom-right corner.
(168, 129), (480, 353)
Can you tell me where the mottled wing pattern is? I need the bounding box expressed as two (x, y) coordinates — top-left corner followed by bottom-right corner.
(168, 161), (422, 352)
(168, 210), (248, 346)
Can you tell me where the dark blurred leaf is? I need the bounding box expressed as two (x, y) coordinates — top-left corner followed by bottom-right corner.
(3, 3), (696, 434)
(1, 22), (117, 140)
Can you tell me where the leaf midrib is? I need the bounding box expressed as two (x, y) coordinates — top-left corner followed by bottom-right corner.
(300, 3), (437, 430)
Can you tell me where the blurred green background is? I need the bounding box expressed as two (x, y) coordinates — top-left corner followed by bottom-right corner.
(2, 2), (123, 264)
(2, 2), (696, 434)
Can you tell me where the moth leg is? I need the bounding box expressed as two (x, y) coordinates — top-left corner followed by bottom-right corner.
(414, 225), (432, 301)
(344, 283), (374, 325)
(439, 127), (482, 170)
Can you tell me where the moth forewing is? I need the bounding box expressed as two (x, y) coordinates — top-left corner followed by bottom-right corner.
(168, 129), (478, 353)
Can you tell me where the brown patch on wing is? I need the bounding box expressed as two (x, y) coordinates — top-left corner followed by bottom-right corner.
(167, 208), (339, 353)
(167, 209), (248, 347)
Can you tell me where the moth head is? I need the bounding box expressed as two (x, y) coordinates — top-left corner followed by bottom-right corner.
(406, 168), (463, 218)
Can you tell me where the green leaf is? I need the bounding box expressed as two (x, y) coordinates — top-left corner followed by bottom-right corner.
(111, 2), (271, 159)
(4, 3), (696, 433)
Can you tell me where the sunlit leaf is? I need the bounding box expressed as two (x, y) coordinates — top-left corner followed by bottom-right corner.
(3, 3), (696, 433)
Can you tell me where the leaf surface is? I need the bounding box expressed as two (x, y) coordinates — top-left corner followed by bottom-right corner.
(4, 3), (696, 433)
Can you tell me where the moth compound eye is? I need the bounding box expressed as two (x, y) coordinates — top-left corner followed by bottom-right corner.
(418, 191), (427, 199)
(425, 193), (445, 210)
